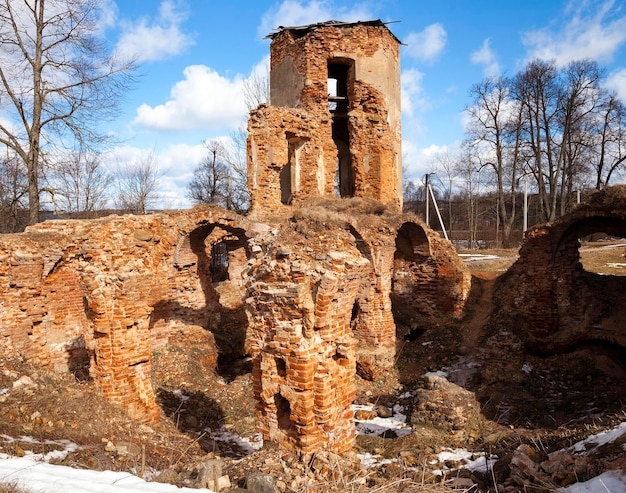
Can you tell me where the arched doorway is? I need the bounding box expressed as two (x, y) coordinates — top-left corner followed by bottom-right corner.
(392, 222), (431, 340)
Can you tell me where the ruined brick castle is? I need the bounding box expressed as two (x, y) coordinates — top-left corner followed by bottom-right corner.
(1, 19), (623, 459)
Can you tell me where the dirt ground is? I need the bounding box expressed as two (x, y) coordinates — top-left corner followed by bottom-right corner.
(1, 241), (625, 492)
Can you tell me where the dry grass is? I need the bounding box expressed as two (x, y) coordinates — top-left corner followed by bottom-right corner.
(459, 241), (626, 276)
(0, 484), (30, 493)
(579, 241), (626, 276)
(457, 248), (519, 273)
(300, 196), (389, 216)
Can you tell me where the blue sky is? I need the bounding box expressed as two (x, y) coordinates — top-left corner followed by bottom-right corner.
(101, 0), (626, 208)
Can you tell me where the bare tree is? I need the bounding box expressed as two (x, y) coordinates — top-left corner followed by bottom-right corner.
(188, 140), (228, 206)
(0, 0), (136, 224)
(455, 144), (484, 249)
(116, 151), (160, 214)
(188, 139), (248, 212)
(432, 149), (459, 231)
(591, 91), (626, 188)
(556, 59), (602, 215)
(243, 64), (270, 110)
(513, 60), (561, 223)
(466, 76), (523, 247)
(226, 127), (251, 211)
(0, 152), (28, 232)
(222, 64), (269, 212)
(53, 151), (112, 214)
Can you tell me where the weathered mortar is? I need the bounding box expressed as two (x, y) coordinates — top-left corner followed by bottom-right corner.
(0, 197), (470, 453)
(0, 19), (480, 456)
(0, 206), (250, 423)
(243, 199), (470, 455)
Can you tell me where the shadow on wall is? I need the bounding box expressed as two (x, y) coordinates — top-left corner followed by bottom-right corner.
(149, 223), (250, 378)
(66, 335), (93, 381)
(391, 222), (432, 340)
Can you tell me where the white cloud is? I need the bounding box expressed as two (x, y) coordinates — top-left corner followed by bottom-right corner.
(401, 68), (432, 170)
(258, 0), (374, 38)
(401, 68), (429, 119)
(402, 142), (462, 181)
(522, 0), (626, 66)
(471, 39), (500, 78)
(605, 68), (626, 102)
(132, 65), (247, 132)
(108, 142), (208, 209)
(404, 23), (447, 63)
(96, 0), (118, 35)
(115, 0), (194, 63)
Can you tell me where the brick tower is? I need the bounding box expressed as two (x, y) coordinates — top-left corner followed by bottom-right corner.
(247, 20), (402, 215)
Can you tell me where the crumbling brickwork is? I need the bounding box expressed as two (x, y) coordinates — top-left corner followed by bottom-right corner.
(243, 200), (470, 455)
(0, 207), (250, 423)
(0, 21), (481, 458)
(0, 197), (470, 453)
(494, 185), (626, 353)
(247, 20), (402, 216)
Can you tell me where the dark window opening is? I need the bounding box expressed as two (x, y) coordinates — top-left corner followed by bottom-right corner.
(211, 241), (229, 282)
(394, 222), (431, 262)
(275, 393), (297, 434)
(333, 134), (354, 198)
(67, 335), (92, 381)
(276, 357), (287, 377)
(281, 136), (304, 205)
(328, 60), (355, 198)
(351, 300), (359, 322)
(280, 162), (291, 205)
(328, 60), (354, 197)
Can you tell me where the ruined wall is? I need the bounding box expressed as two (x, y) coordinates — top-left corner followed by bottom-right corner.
(243, 199), (470, 455)
(248, 21), (402, 217)
(0, 195), (472, 455)
(494, 185), (626, 353)
(245, 246), (368, 456)
(0, 207), (250, 423)
(247, 106), (335, 211)
(392, 224), (471, 336)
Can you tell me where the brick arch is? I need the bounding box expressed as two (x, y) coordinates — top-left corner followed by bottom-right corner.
(551, 215), (626, 351)
(0, 207), (251, 424)
(391, 220), (468, 339)
(345, 223), (395, 380)
(86, 209), (251, 422)
(554, 215), (626, 260)
(498, 185), (626, 354)
(394, 221), (431, 261)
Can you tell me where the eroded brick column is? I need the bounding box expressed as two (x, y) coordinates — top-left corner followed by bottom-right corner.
(348, 228), (397, 380)
(245, 248), (370, 456)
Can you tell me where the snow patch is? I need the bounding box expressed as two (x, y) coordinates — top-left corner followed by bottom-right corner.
(557, 470), (626, 492)
(0, 458), (216, 492)
(352, 404), (412, 438)
(569, 422), (626, 455)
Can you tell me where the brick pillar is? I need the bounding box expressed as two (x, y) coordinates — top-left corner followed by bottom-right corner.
(246, 249), (370, 457)
(83, 275), (160, 424)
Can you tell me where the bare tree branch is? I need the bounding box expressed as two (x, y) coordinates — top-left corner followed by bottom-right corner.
(0, 0), (137, 224)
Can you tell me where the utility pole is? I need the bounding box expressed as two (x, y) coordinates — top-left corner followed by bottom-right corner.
(523, 174), (528, 233)
(423, 172), (448, 240)
(424, 173), (434, 227)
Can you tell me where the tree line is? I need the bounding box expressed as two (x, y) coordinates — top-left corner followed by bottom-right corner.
(0, 0), (252, 233)
(404, 58), (626, 248)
